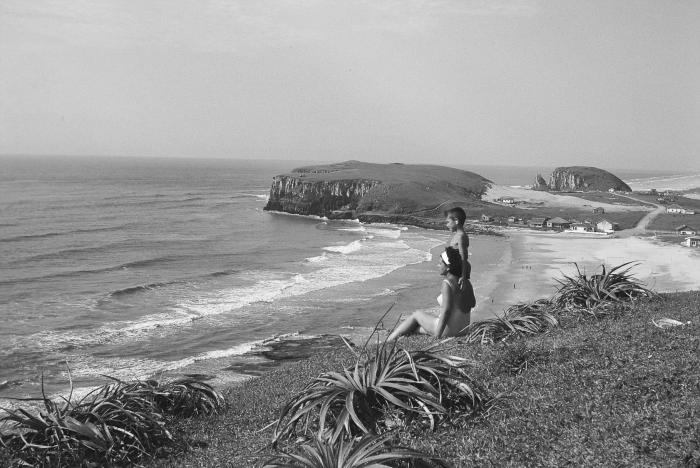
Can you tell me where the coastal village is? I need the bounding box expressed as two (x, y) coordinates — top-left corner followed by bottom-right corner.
(486, 188), (700, 247)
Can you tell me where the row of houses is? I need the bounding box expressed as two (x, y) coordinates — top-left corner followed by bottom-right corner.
(502, 216), (619, 233)
(666, 204), (696, 215)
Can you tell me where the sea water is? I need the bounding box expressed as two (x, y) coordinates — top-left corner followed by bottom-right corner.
(0, 156), (696, 400)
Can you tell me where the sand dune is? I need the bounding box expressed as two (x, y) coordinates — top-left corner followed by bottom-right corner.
(484, 185), (651, 212)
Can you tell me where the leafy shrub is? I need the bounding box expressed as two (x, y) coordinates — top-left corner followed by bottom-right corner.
(463, 299), (558, 344)
(0, 375), (225, 467)
(273, 339), (485, 443)
(115, 377), (226, 417)
(553, 262), (655, 314)
(264, 432), (446, 468)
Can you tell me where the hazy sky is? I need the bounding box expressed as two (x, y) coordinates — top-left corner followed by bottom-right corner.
(1, 0), (698, 170)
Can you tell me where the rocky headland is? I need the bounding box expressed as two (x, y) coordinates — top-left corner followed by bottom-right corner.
(263, 160), (493, 227)
(533, 166), (631, 192)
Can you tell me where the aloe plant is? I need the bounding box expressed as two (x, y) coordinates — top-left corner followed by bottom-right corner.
(463, 299), (558, 344)
(274, 337), (485, 443)
(0, 374), (225, 466)
(553, 262), (655, 313)
(264, 432), (447, 468)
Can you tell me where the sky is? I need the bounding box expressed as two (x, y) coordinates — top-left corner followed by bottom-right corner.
(1, 0), (698, 171)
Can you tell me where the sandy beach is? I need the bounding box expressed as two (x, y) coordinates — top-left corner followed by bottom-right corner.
(476, 230), (700, 316)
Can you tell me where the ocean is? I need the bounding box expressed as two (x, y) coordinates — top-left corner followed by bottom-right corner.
(1, 156), (697, 401)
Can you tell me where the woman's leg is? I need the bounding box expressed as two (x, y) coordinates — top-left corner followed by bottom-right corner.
(387, 311), (438, 341)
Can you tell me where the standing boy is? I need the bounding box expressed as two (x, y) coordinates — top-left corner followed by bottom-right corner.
(444, 207), (476, 307)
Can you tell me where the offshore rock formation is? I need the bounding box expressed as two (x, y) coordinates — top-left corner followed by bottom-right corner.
(533, 166), (631, 192)
(265, 176), (380, 217)
(264, 160), (492, 219)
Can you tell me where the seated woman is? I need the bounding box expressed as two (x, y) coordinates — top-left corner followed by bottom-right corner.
(387, 247), (472, 341)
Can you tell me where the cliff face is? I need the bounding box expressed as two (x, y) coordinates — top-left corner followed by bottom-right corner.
(534, 166), (631, 192)
(264, 175), (380, 217)
(263, 160), (492, 218)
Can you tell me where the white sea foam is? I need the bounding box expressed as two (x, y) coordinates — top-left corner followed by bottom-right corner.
(5, 231), (442, 367)
(174, 235), (442, 321)
(323, 239), (364, 254)
(365, 227), (403, 239)
(305, 254), (328, 263)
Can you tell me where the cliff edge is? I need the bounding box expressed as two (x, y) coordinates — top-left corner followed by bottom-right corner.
(533, 166), (631, 192)
(263, 160), (492, 219)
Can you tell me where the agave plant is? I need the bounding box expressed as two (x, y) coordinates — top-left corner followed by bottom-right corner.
(111, 377), (226, 417)
(463, 299), (558, 344)
(274, 338), (485, 443)
(0, 374), (225, 466)
(553, 262), (655, 313)
(264, 432), (446, 468)
(0, 382), (171, 466)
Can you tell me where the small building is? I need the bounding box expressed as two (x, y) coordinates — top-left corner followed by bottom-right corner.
(499, 197), (516, 205)
(546, 217), (572, 230)
(481, 214), (494, 222)
(593, 207), (605, 214)
(667, 204), (686, 214)
(528, 217), (549, 229)
(684, 236), (700, 248)
(596, 219), (619, 233)
(507, 215), (523, 224)
(571, 223), (594, 233)
(676, 225), (697, 236)
(608, 188), (616, 193)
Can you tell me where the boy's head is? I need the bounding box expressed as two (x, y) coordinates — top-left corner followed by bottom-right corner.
(444, 207), (466, 230)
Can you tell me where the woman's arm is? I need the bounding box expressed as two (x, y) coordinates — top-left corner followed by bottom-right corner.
(435, 282), (453, 338)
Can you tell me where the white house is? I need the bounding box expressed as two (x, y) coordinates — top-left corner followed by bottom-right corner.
(684, 236), (700, 248)
(676, 225), (697, 236)
(596, 219), (619, 234)
(571, 223), (594, 233)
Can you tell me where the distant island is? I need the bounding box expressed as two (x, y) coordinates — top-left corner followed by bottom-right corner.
(533, 166), (632, 192)
(264, 160), (494, 228)
(264, 161), (653, 232)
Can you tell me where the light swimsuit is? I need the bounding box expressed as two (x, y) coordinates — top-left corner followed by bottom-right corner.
(434, 278), (471, 336)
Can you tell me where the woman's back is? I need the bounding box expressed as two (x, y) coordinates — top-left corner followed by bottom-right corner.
(440, 277), (471, 336)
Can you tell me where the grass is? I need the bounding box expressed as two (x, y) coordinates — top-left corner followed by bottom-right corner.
(648, 213), (700, 232)
(563, 191), (656, 207)
(142, 291), (699, 467)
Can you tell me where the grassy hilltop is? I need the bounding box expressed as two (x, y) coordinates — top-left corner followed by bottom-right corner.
(265, 160), (494, 222)
(141, 291), (699, 468)
(2, 263), (698, 466)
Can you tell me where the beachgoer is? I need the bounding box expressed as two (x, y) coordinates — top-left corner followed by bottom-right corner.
(387, 247), (471, 340)
(445, 207), (476, 308)
(444, 207), (471, 289)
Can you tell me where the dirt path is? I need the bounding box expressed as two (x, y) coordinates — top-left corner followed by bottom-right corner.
(615, 194), (665, 237)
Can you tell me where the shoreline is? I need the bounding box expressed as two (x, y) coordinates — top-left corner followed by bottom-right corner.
(5, 221), (700, 416)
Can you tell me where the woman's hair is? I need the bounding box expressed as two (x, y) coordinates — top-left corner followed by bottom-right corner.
(441, 247), (462, 276)
(444, 207), (466, 226)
